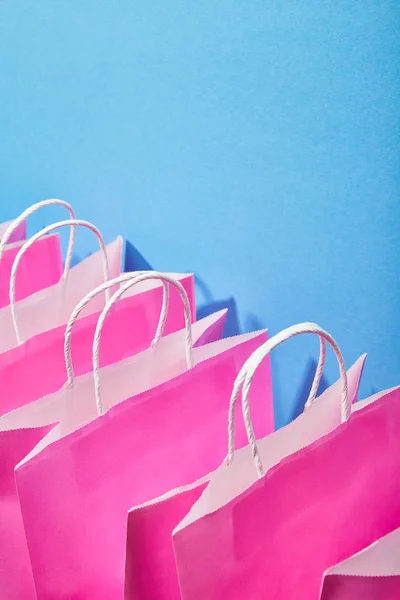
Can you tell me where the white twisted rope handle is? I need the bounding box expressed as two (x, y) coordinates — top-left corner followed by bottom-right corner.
(92, 272), (193, 416)
(64, 272), (170, 385)
(10, 219), (110, 345)
(304, 336), (326, 411)
(0, 199), (76, 281)
(228, 322), (348, 478)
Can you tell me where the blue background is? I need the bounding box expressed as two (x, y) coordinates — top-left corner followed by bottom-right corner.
(1, 1), (399, 426)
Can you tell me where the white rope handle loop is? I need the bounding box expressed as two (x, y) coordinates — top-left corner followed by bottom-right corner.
(228, 322), (348, 478)
(226, 333), (326, 451)
(0, 199), (76, 281)
(305, 336), (326, 410)
(64, 272), (170, 385)
(10, 219), (110, 345)
(93, 272), (193, 416)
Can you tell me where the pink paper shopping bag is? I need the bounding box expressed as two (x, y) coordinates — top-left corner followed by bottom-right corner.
(12, 272), (274, 600)
(168, 323), (400, 600)
(0, 276), (224, 600)
(320, 526), (400, 599)
(0, 218), (123, 353)
(124, 326), (366, 600)
(0, 270), (200, 416)
(0, 199), (79, 308)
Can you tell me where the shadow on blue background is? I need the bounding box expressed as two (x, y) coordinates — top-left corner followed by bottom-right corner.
(70, 253), (82, 268)
(195, 274), (240, 337)
(124, 240), (153, 272)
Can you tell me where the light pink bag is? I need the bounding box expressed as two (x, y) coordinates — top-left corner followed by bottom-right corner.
(0, 271), (199, 416)
(12, 273), (274, 600)
(165, 324), (400, 600)
(0, 218), (123, 353)
(0, 200), (78, 308)
(124, 326), (366, 600)
(0, 276), (224, 600)
(0, 217), (26, 242)
(320, 526), (400, 599)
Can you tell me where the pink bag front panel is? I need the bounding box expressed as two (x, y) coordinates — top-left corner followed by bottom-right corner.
(16, 331), (273, 600)
(320, 526), (400, 599)
(124, 356), (365, 600)
(0, 233), (63, 308)
(0, 311), (225, 600)
(0, 273), (196, 416)
(173, 385), (400, 600)
(0, 236), (123, 353)
(0, 219), (26, 243)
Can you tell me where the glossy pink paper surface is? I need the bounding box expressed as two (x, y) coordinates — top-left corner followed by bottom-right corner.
(16, 330), (273, 599)
(0, 274), (196, 417)
(0, 233), (63, 308)
(0, 310), (224, 600)
(173, 362), (385, 600)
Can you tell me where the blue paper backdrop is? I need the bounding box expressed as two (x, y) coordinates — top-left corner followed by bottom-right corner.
(1, 1), (399, 426)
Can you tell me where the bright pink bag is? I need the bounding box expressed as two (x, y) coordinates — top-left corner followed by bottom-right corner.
(13, 273), (274, 600)
(166, 324), (400, 600)
(0, 234), (64, 307)
(0, 276), (224, 600)
(0, 271), (198, 416)
(124, 325), (366, 600)
(320, 497), (400, 599)
(0, 218), (123, 353)
(0, 200), (79, 308)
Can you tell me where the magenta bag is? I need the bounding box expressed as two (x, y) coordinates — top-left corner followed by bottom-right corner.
(0, 271), (198, 416)
(320, 525), (400, 599)
(167, 324), (400, 600)
(0, 275), (225, 600)
(0, 200), (80, 308)
(0, 218), (123, 353)
(0, 234), (63, 308)
(124, 326), (366, 600)
(12, 273), (274, 600)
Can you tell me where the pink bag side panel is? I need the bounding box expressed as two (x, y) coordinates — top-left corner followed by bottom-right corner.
(192, 309), (226, 348)
(0, 233), (63, 308)
(125, 484), (208, 600)
(173, 387), (400, 600)
(0, 425), (55, 600)
(16, 332), (272, 600)
(0, 275), (203, 417)
(0, 219), (27, 243)
(320, 524), (400, 598)
(320, 574), (400, 599)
